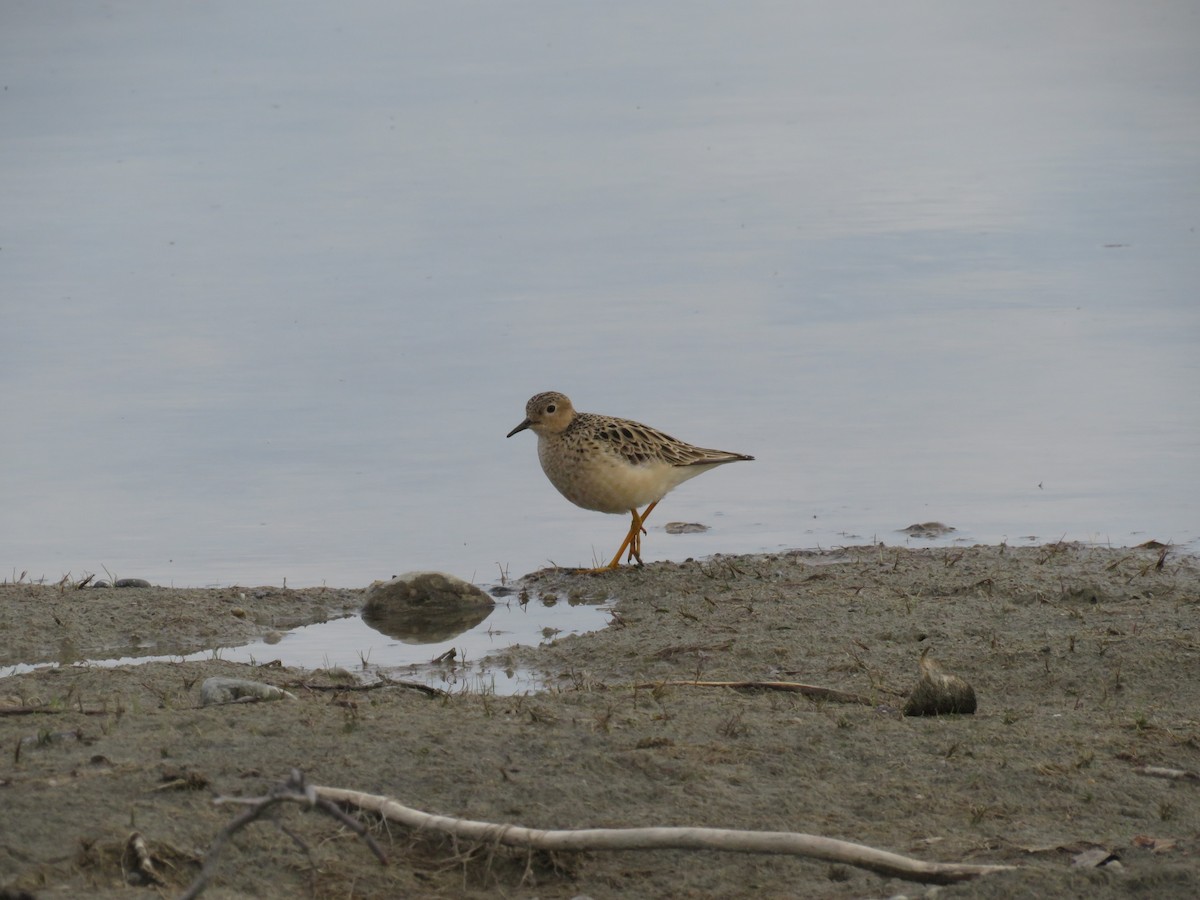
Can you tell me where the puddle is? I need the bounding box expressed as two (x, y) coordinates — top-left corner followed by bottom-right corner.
(0, 593), (613, 695)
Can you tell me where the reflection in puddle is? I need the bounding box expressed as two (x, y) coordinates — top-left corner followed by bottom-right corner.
(361, 599), (493, 643)
(1, 593), (612, 695)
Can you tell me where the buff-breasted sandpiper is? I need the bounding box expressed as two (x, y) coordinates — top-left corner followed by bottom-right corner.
(506, 391), (754, 569)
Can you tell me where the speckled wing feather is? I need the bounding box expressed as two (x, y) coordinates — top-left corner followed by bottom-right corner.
(572, 413), (753, 468)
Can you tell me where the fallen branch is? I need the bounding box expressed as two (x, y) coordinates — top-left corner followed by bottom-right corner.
(632, 679), (878, 706)
(0, 705), (113, 717)
(314, 785), (1016, 885)
(290, 679), (448, 698)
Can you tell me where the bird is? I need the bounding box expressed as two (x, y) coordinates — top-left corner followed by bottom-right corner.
(506, 391), (754, 570)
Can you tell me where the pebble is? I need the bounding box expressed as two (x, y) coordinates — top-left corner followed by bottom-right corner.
(665, 522), (709, 534)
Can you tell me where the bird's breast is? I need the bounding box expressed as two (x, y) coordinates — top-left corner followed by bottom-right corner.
(537, 437), (693, 513)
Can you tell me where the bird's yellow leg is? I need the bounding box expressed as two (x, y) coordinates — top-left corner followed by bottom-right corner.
(600, 510), (640, 570)
(588, 501), (660, 571)
(625, 500), (660, 564)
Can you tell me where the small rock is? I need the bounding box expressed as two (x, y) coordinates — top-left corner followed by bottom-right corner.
(665, 522), (709, 534)
(900, 522), (956, 539)
(1071, 846), (1120, 868)
(363, 571), (493, 614)
(115, 578), (152, 588)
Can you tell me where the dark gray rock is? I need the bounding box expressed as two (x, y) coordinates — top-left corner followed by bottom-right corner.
(363, 571), (493, 614)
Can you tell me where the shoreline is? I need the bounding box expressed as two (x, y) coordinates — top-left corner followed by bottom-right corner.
(2, 542), (1198, 898)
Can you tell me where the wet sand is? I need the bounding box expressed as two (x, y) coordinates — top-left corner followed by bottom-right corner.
(2, 542), (1198, 898)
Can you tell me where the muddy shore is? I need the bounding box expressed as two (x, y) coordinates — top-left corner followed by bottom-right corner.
(2, 542), (1198, 898)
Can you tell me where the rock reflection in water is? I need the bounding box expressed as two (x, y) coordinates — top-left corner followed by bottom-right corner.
(361, 603), (494, 644)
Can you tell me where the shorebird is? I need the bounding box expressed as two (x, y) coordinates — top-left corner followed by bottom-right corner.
(506, 391), (754, 569)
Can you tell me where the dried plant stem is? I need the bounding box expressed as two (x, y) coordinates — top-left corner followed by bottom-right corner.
(179, 770), (387, 900)
(633, 679), (880, 705)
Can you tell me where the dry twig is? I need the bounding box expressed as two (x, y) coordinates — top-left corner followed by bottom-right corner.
(179, 769), (387, 900)
(291, 678), (448, 698)
(0, 705), (111, 717)
(632, 679), (878, 705)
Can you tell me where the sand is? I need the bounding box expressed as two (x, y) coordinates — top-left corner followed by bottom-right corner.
(2, 542), (1198, 898)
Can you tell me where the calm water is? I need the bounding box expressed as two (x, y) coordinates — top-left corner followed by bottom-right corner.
(1, 594), (614, 693)
(4, 2), (1198, 590)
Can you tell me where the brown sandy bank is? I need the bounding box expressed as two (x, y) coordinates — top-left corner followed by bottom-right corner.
(1, 542), (1198, 898)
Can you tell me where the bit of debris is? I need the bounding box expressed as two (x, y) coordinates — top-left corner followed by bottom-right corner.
(903, 651), (977, 716)
(199, 677), (297, 706)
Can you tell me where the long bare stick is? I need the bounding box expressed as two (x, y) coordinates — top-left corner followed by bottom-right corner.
(633, 679), (879, 705)
(315, 785), (1015, 886)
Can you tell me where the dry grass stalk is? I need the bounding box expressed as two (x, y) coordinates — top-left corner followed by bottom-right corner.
(632, 679), (878, 705)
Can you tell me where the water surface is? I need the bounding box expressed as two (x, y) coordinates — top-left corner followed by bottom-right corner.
(3, 2), (1197, 587)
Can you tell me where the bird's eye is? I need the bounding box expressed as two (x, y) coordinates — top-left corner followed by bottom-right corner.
(546, 404), (556, 413)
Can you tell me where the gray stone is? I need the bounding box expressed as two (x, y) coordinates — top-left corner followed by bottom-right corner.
(899, 522), (956, 539)
(665, 522), (709, 534)
(363, 571), (493, 614)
